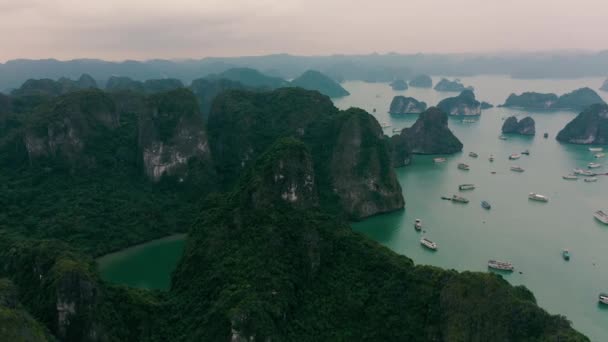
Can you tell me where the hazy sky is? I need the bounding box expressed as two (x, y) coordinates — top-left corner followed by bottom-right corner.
(1, 0), (607, 62)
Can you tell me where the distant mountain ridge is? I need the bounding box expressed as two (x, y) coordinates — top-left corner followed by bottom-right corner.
(2, 51), (608, 90)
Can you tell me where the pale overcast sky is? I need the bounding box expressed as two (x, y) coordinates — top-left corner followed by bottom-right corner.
(1, 0), (607, 62)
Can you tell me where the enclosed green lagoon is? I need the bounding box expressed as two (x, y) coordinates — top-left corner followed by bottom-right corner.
(97, 234), (186, 290)
(335, 76), (608, 341)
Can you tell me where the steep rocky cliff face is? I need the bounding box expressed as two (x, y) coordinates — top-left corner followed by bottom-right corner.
(105, 76), (145, 93)
(12, 74), (98, 98)
(434, 78), (472, 92)
(409, 74), (432, 88)
(502, 88), (604, 111)
(480, 101), (493, 109)
(240, 138), (319, 210)
(502, 92), (557, 109)
(138, 89), (213, 182)
(171, 137), (586, 341)
(396, 107), (463, 154)
(189, 78), (249, 119)
(23, 90), (120, 166)
(208, 88), (338, 187)
(436, 90), (481, 116)
(290, 70), (350, 98)
(557, 104), (608, 144)
(390, 79), (408, 91)
(208, 88), (403, 219)
(321, 109), (404, 219)
(142, 79), (184, 94)
(554, 87), (605, 110)
(0, 240), (103, 342)
(206, 68), (288, 89)
(389, 132), (412, 167)
(389, 96), (427, 114)
(502, 116), (536, 135)
(0, 279), (50, 342)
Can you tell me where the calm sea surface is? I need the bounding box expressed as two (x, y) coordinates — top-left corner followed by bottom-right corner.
(98, 75), (608, 340)
(335, 76), (608, 341)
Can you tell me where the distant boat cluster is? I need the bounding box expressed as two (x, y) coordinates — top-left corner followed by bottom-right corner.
(420, 144), (608, 289)
(563, 148), (606, 184)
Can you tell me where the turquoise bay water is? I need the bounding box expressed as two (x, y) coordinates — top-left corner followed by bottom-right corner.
(96, 76), (608, 339)
(335, 76), (608, 341)
(97, 234), (186, 290)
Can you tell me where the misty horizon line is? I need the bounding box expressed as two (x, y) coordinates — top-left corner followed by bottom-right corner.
(3, 48), (608, 64)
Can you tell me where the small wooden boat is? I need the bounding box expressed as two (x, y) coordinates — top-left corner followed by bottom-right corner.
(521, 149), (530, 156)
(481, 201), (491, 210)
(594, 210), (608, 224)
(440, 195), (452, 200)
(562, 174), (578, 180)
(458, 184), (475, 191)
(488, 260), (514, 272)
(510, 166), (525, 172)
(528, 193), (549, 202)
(469, 152), (478, 158)
(452, 195), (469, 203)
(420, 238), (437, 251)
(457, 163), (470, 170)
(584, 177), (598, 183)
(433, 157), (447, 163)
(574, 168), (596, 177)
(499, 135), (508, 140)
(562, 249), (570, 261)
(414, 219), (422, 231)
(543, 132), (549, 138)
(489, 155), (494, 162)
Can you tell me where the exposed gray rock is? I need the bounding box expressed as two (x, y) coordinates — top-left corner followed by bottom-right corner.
(389, 96), (427, 114)
(502, 116), (535, 135)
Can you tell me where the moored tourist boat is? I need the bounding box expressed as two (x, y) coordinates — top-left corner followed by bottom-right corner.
(433, 157), (447, 163)
(510, 166), (525, 172)
(562, 174), (578, 180)
(562, 249), (570, 261)
(589, 147), (603, 152)
(458, 184), (475, 190)
(573, 168), (596, 177)
(528, 193), (549, 202)
(584, 177), (598, 183)
(509, 153), (521, 160)
(599, 293), (608, 305)
(593, 210), (608, 224)
(452, 195), (469, 203)
(488, 260), (514, 272)
(420, 238), (437, 250)
(414, 219), (422, 231)
(457, 163), (470, 170)
(469, 152), (478, 158)
(588, 162), (601, 169)
(481, 200), (491, 210)
(595, 153), (605, 158)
